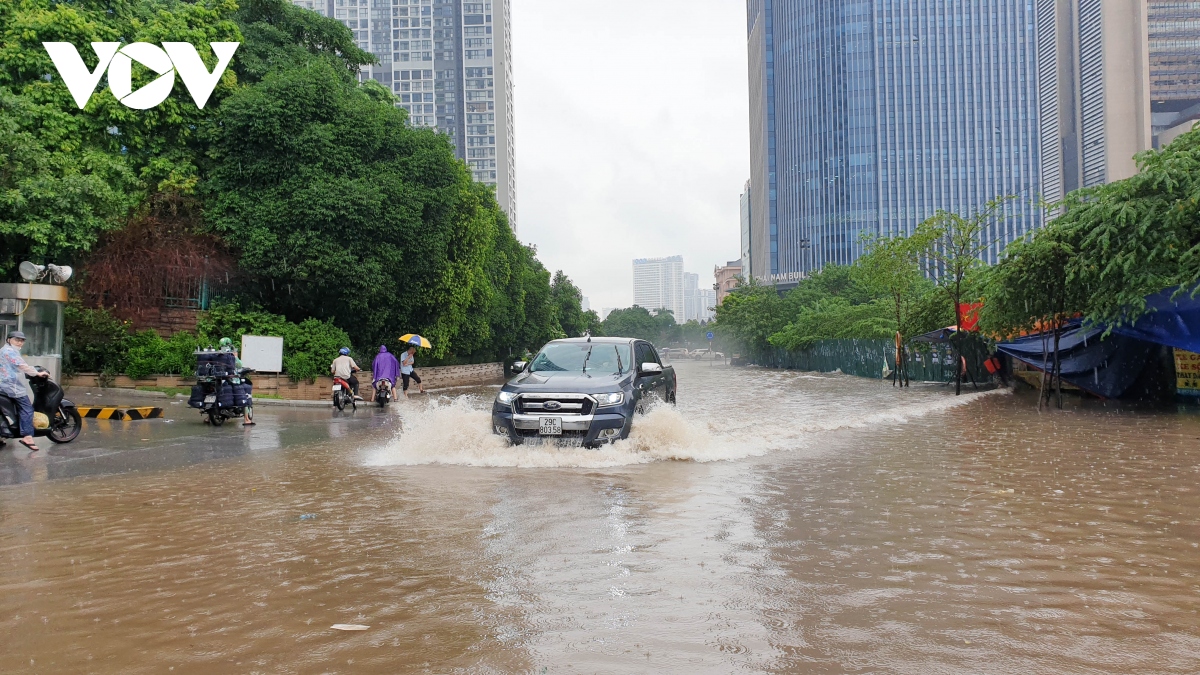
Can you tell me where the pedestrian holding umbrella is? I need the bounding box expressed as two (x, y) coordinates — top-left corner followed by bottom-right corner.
(397, 334), (430, 397)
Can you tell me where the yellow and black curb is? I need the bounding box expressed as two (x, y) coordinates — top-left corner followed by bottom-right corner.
(76, 406), (164, 421)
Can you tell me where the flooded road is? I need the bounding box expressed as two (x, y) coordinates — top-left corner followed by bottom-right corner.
(2, 362), (1199, 673)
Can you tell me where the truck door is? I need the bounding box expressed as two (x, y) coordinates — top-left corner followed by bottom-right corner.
(634, 342), (665, 405)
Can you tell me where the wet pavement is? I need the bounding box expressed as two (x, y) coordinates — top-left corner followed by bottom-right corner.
(2, 363), (1199, 674)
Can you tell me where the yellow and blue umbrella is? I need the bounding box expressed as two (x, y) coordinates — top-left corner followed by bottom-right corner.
(399, 334), (432, 349)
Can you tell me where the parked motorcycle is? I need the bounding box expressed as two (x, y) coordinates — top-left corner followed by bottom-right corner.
(374, 378), (393, 408)
(0, 367), (82, 445)
(188, 348), (253, 426)
(332, 375), (357, 411)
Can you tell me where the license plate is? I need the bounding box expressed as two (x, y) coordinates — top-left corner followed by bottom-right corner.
(332, 384), (342, 391)
(203, 395), (216, 403)
(539, 417), (562, 436)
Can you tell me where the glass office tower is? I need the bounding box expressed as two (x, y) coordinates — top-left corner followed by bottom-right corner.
(747, 1), (1149, 277)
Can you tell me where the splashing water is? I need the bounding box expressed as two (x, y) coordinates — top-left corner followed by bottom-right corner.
(364, 363), (1008, 468)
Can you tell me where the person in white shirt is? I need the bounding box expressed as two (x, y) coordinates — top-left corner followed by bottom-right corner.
(400, 345), (425, 397)
(330, 348), (363, 400)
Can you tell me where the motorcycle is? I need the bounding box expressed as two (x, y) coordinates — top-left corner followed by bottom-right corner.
(332, 375), (357, 411)
(0, 367), (82, 446)
(188, 348), (253, 426)
(374, 378), (393, 408)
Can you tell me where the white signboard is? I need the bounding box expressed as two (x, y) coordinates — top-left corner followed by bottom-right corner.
(241, 335), (283, 373)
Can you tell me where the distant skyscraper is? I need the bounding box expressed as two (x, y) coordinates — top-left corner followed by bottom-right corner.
(739, 180), (752, 279)
(581, 296), (590, 314)
(746, 0), (1150, 278)
(293, 0), (517, 230)
(699, 289), (716, 322)
(632, 256), (685, 321)
(682, 272), (701, 323)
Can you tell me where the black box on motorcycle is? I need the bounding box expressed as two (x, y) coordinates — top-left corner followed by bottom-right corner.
(195, 350), (237, 377)
(232, 382), (252, 407)
(217, 381), (235, 407)
(188, 384), (206, 409)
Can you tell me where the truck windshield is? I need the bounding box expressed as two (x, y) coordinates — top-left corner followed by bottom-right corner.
(529, 343), (631, 375)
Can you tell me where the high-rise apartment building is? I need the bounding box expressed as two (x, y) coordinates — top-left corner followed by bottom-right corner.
(682, 272), (701, 323)
(632, 256), (685, 321)
(293, 0), (517, 230)
(746, 1), (1150, 279)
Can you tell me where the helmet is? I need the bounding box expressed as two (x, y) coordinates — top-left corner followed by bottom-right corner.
(219, 337), (233, 348)
(339, 347), (350, 356)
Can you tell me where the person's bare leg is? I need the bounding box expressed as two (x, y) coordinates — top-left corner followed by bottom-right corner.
(21, 435), (40, 451)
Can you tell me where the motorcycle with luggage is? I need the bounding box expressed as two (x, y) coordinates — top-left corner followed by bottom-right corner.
(0, 367), (82, 445)
(187, 348), (254, 426)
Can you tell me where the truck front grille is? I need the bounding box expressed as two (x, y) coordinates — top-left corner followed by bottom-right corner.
(515, 394), (595, 416)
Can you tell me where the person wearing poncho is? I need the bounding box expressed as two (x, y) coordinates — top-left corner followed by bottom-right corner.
(372, 345), (400, 394)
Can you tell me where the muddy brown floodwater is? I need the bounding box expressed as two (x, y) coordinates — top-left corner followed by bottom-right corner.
(2, 361), (1200, 674)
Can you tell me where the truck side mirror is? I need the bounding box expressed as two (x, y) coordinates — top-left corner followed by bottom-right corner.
(510, 361), (527, 374)
(639, 362), (663, 376)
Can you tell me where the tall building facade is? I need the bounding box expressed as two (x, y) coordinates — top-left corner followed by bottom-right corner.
(293, 0), (517, 230)
(1149, 1), (1200, 146)
(682, 272), (701, 323)
(632, 256), (685, 320)
(746, 1), (1151, 278)
(739, 180), (752, 278)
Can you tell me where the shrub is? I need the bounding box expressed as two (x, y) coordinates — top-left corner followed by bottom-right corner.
(64, 304), (131, 375)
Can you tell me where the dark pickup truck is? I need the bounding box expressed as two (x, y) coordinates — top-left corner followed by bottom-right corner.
(491, 337), (677, 447)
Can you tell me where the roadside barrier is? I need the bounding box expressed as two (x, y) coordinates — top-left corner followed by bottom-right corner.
(76, 406), (164, 421)
(751, 338), (993, 383)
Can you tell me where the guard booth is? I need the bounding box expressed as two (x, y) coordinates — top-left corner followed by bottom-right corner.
(0, 283), (68, 383)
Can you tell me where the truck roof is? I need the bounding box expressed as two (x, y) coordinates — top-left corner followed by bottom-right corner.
(550, 337), (640, 345)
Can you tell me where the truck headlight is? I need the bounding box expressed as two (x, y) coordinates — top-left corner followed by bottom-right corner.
(496, 391), (516, 406)
(596, 392), (624, 407)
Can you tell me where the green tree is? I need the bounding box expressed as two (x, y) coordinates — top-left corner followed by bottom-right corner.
(601, 306), (661, 343)
(205, 57), (493, 357)
(549, 270), (588, 338)
(1050, 128), (1200, 326)
(914, 198), (1010, 394)
(855, 231), (936, 385)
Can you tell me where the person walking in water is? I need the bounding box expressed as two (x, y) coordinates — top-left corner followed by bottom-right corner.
(372, 345), (400, 401)
(0, 331), (49, 451)
(400, 345), (425, 397)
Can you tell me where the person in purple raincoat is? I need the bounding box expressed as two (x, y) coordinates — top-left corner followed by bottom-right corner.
(372, 345), (400, 400)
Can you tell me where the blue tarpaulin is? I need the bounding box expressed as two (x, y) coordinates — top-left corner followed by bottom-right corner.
(996, 322), (1153, 398)
(996, 288), (1200, 398)
(1109, 288), (1200, 353)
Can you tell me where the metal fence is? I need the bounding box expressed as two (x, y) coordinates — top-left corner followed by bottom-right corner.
(753, 338), (993, 384)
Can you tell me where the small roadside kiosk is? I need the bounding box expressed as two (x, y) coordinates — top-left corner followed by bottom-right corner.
(0, 283), (68, 384)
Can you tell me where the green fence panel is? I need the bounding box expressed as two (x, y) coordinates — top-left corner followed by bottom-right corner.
(752, 338), (993, 384)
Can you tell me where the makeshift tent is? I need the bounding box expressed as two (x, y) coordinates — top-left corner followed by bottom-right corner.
(996, 322), (1154, 398)
(997, 287), (1200, 398)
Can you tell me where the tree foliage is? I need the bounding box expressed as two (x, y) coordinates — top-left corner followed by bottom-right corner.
(5, 0), (578, 366)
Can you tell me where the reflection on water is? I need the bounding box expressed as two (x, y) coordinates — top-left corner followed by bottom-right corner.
(2, 362), (1199, 674)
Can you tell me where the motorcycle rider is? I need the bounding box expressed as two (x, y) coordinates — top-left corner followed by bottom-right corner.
(330, 348), (363, 400)
(372, 345), (399, 400)
(219, 338), (254, 426)
(0, 331), (49, 451)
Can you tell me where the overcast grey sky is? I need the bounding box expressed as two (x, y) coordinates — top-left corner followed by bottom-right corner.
(510, 0), (750, 312)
